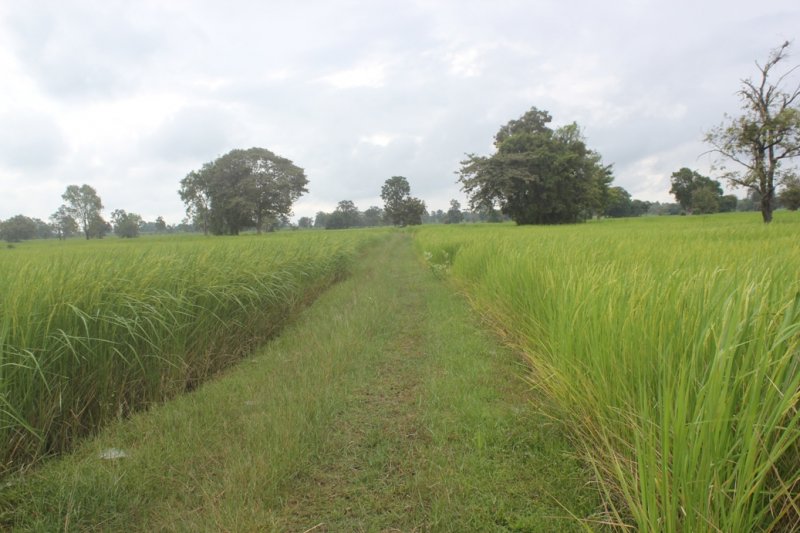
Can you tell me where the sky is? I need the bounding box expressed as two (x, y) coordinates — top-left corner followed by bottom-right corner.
(0, 0), (798, 224)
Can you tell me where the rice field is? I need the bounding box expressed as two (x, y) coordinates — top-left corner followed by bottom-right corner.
(0, 230), (383, 477)
(414, 212), (800, 532)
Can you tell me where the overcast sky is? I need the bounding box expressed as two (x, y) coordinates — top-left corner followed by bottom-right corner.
(0, 0), (798, 223)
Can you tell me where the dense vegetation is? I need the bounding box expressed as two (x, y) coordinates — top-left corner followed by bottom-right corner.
(0, 231), (383, 477)
(415, 212), (800, 531)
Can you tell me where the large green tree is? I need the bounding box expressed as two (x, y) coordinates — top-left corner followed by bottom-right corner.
(60, 184), (105, 240)
(705, 42), (800, 223)
(0, 215), (37, 242)
(458, 107), (613, 224)
(111, 209), (143, 238)
(380, 176), (426, 226)
(179, 148), (308, 235)
(669, 168), (723, 214)
(49, 206), (78, 240)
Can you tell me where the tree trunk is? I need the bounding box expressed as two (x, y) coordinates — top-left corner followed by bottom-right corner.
(761, 194), (773, 223)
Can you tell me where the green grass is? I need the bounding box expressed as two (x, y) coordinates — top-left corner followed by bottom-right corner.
(1, 232), (599, 531)
(414, 211), (800, 531)
(0, 230), (385, 477)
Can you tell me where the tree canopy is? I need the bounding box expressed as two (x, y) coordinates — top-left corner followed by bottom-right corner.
(60, 184), (106, 240)
(380, 176), (426, 226)
(705, 41), (800, 223)
(669, 168), (725, 214)
(458, 107), (613, 224)
(179, 147), (308, 235)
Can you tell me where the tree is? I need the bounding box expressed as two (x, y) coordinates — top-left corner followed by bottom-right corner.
(779, 174), (800, 210)
(326, 200), (361, 229)
(604, 186), (633, 218)
(49, 206), (78, 240)
(705, 41), (800, 223)
(179, 148), (308, 235)
(380, 176), (426, 226)
(719, 194), (739, 212)
(154, 216), (167, 233)
(61, 184), (105, 240)
(297, 216), (313, 229)
(0, 215), (37, 242)
(669, 168), (723, 214)
(362, 206), (384, 227)
(458, 107), (613, 225)
(111, 209), (143, 238)
(691, 187), (721, 214)
(444, 199), (464, 224)
(87, 214), (111, 239)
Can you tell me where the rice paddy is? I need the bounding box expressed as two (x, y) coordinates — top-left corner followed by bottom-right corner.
(0, 231), (384, 477)
(2, 212), (799, 531)
(414, 211), (800, 531)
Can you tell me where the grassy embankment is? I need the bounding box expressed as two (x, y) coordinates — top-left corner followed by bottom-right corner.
(1, 232), (598, 531)
(0, 231), (383, 477)
(415, 212), (800, 532)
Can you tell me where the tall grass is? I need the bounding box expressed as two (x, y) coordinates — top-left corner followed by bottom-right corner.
(415, 213), (800, 531)
(0, 231), (383, 477)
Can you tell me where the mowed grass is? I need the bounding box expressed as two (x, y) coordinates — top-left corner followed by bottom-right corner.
(0, 230), (384, 477)
(1, 233), (599, 531)
(414, 211), (800, 532)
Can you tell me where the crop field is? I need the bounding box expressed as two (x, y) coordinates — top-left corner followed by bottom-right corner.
(0, 230), (384, 477)
(2, 214), (800, 531)
(415, 212), (800, 531)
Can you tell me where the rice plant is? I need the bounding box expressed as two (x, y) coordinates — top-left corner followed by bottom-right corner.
(0, 231), (383, 477)
(414, 212), (800, 531)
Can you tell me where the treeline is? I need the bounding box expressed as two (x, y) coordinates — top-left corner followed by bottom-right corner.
(0, 184), (180, 243)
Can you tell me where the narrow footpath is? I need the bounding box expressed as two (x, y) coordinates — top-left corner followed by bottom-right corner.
(3, 233), (598, 532)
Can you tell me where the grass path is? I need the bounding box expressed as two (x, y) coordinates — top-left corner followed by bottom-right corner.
(2, 233), (598, 531)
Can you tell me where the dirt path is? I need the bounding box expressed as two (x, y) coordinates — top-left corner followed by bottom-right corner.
(271, 235), (598, 531)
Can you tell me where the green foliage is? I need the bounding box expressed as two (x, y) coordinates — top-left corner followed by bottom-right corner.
(669, 167), (723, 213)
(780, 174), (800, 210)
(459, 107), (613, 224)
(380, 176), (426, 226)
(415, 213), (800, 531)
(49, 206), (79, 240)
(179, 147), (308, 235)
(60, 184), (105, 240)
(444, 199), (463, 224)
(111, 209), (142, 238)
(326, 200), (361, 229)
(705, 42), (800, 223)
(0, 215), (37, 242)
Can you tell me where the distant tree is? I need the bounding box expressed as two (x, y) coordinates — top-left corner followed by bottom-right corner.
(87, 214), (111, 239)
(297, 216), (313, 229)
(49, 206), (79, 240)
(630, 199), (652, 217)
(669, 168), (723, 214)
(691, 187), (721, 214)
(362, 206), (384, 227)
(0, 215), (37, 242)
(380, 176), (426, 226)
(325, 200), (361, 229)
(111, 209), (143, 238)
(61, 184), (104, 239)
(458, 107), (613, 224)
(705, 42), (800, 223)
(179, 148), (308, 236)
(444, 199), (464, 224)
(719, 194), (739, 212)
(779, 174), (800, 210)
(604, 186), (633, 218)
(154, 216), (167, 233)
(314, 211), (329, 229)
(178, 169), (211, 234)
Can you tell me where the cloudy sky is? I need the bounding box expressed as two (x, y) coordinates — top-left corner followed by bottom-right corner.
(0, 0), (798, 223)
